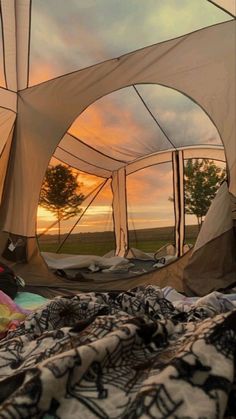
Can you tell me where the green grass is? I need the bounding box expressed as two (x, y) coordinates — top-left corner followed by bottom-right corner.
(38, 225), (199, 256)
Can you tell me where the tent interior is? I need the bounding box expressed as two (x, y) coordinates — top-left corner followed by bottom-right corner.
(0, 0), (235, 297)
(1, 1), (236, 418)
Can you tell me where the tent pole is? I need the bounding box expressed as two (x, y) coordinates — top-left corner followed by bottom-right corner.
(111, 168), (129, 257)
(172, 151), (185, 257)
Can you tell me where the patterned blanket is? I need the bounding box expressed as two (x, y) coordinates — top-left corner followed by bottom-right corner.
(0, 285), (235, 418)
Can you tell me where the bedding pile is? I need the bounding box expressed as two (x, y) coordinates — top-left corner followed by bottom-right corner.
(0, 285), (236, 418)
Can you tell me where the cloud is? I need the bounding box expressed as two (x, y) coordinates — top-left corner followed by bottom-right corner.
(150, 0), (230, 40)
(29, 0), (231, 85)
(30, 63), (57, 86)
(69, 87), (172, 161)
(127, 163), (174, 206)
(68, 83), (222, 166)
(158, 107), (221, 147)
(136, 84), (222, 147)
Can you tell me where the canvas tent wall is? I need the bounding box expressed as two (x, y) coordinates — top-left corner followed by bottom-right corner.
(0, 0), (235, 294)
(183, 181), (236, 295)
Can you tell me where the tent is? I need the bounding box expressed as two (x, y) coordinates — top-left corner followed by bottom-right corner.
(0, 0), (235, 296)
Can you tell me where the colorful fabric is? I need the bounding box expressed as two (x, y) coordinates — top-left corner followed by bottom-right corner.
(0, 290), (29, 339)
(14, 291), (49, 311)
(0, 285), (235, 418)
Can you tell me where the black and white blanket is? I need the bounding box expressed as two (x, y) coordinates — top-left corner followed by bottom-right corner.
(0, 285), (235, 418)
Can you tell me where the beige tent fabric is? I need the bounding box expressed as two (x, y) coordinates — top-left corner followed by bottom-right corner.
(1, 0), (30, 91)
(183, 182), (236, 296)
(1, 0), (17, 91)
(126, 146), (225, 175)
(183, 229), (236, 296)
(194, 182), (233, 252)
(59, 133), (124, 173)
(15, 0), (31, 90)
(54, 147), (112, 178)
(0, 109), (16, 155)
(183, 146), (225, 161)
(0, 109), (15, 208)
(0, 89), (17, 112)
(1, 20), (234, 237)
(126, 151), (173, 175)
(0, 129), (14, 205)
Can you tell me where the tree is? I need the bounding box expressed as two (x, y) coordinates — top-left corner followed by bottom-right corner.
(39, 165), (85, 243)
(184, 159), (226, 228)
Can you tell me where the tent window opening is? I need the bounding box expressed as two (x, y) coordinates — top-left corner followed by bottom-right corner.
(127, 163), (175, 255)
(184, 157), (226, 247)
(37, 165), (115, 257)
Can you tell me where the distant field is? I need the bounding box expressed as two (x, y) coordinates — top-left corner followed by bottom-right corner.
(38, 225), (199, 256)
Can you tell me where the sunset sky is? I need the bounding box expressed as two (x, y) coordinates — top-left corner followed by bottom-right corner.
(30, 0), (230, 235)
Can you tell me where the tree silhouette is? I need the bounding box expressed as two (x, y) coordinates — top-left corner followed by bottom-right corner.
(39, 165), (85, 243)
(184, 159), (226, 228)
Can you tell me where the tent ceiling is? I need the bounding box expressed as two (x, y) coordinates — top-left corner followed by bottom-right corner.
(58, 84), (223, 168)
(68, 85), (173, 162)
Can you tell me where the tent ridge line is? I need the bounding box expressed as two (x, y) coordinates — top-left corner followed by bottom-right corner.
(52, 155), (108, 179)
(24, 0), (32, 89)
(65, 132), (127, 164)
(0, 105), (17, 115)
(57, 145), (117, 174)
(133, 84), (177, 150)
(206, 0), (236, 18)
(129, 144), (225, 165)
(0, 85), (18, 95)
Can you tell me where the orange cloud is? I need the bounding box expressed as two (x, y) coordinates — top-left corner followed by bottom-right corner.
(69, 92), (157, 161)
(29, 63), (57, 86)
(127, 164), (173, 204)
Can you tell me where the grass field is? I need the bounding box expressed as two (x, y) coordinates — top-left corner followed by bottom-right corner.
(38, 225), (199, 256)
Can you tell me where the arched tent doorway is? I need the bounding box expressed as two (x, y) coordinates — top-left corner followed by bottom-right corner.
(36, 84), (226, 260)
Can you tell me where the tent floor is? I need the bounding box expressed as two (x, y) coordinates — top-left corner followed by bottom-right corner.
(55, 258), (157, 282)
(23, 255), (191, 299)
(23, 259), (159, 298)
